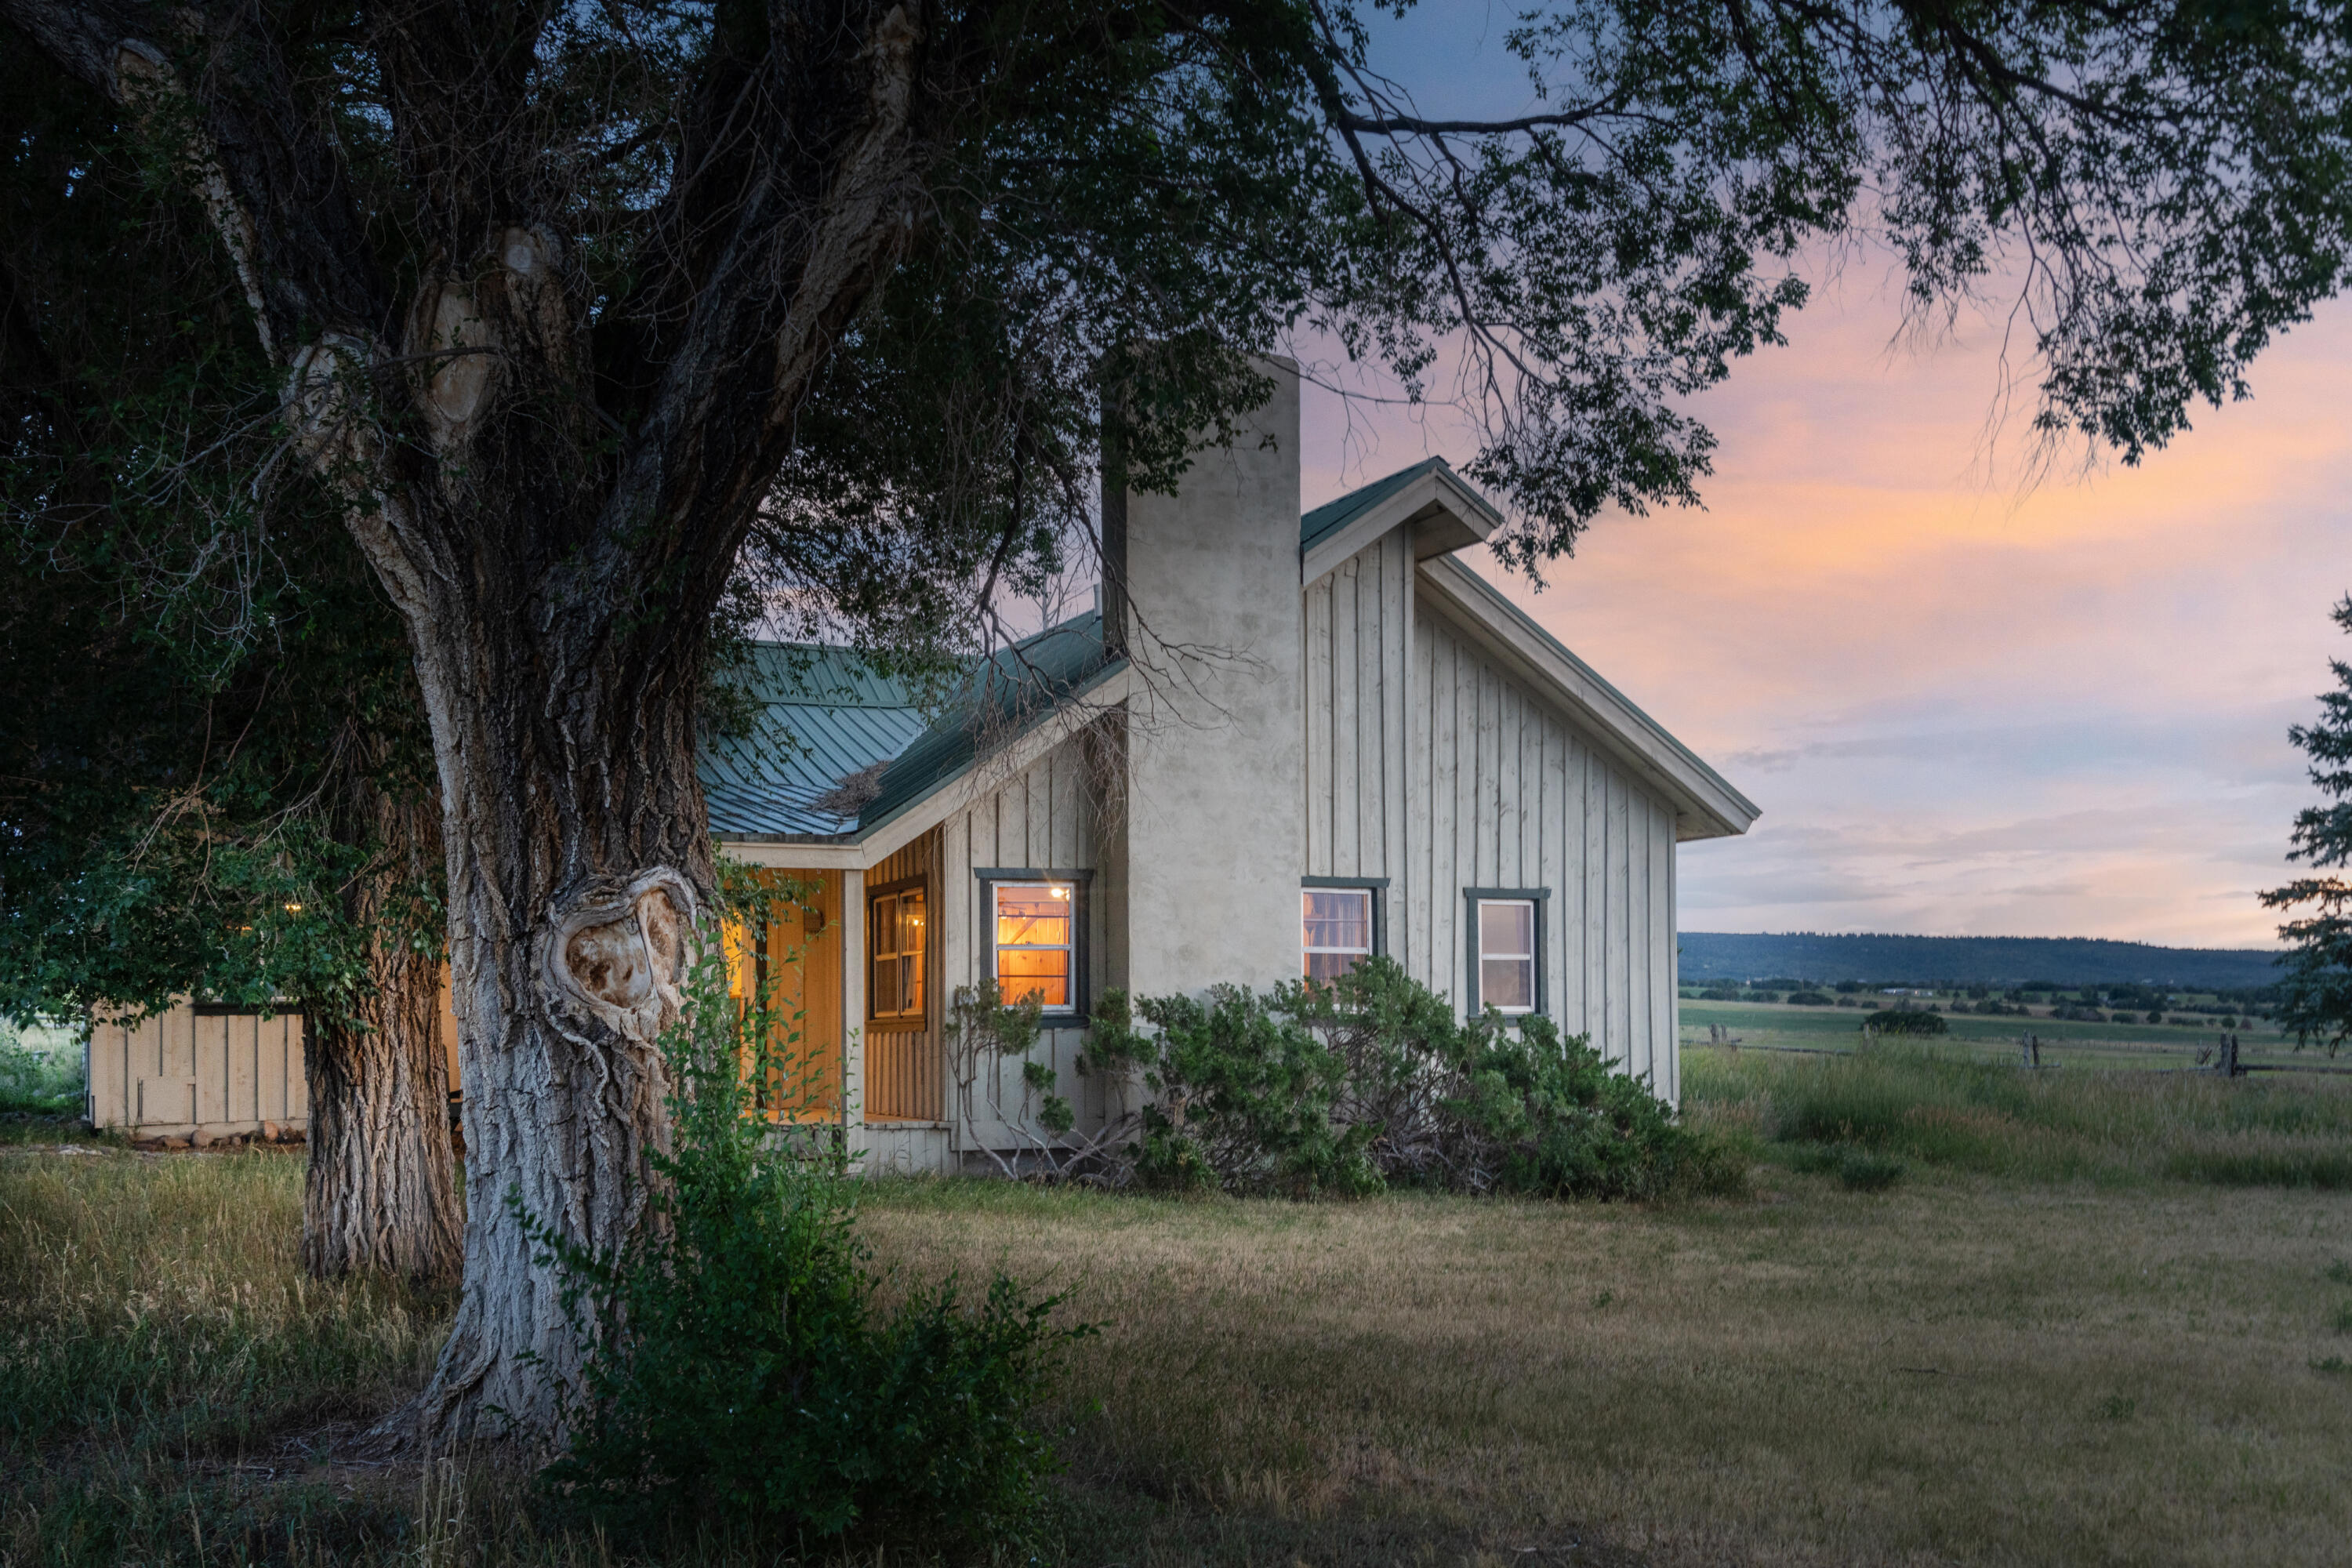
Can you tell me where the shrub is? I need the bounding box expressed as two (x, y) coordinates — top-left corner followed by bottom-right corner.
(1863, 1008), (1948, 1036)
(1788, 990), (1835, 1007)
(1085, 960), (1744, 1202)
(1700, 985), (1741, 1001)
(0, 1027), (82, 1116)
(528, 939), (1087, 1549)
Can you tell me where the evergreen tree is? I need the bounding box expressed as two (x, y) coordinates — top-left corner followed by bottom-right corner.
(2263, 596), (2352, 1054)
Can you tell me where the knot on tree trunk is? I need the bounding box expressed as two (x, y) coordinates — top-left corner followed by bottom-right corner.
(543, 868), (699, 1045)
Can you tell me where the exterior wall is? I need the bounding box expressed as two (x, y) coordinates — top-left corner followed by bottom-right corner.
(1410, 599), (1681, 1098)
(935, 739), (1123, 1158)
(863, 830), (943, 1123)
(87, 1002), (307, 1139)
(1300, 534), (1682, 1099)
(1301, 525), (1414, 884)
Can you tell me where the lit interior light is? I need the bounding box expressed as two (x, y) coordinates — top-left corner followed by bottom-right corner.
(283, 902), (303, 914)
(1051, 887), (1068, 899)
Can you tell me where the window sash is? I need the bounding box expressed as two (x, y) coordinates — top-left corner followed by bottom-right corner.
(1476, 898), (1537, 1014)
(1302, 888), (1374, 982)
(993, 881), (1076, 1012)
(869, 889), (926, 1021)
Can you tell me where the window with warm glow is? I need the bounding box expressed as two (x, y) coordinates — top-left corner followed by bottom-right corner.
(869, 887), (926, 1021)
(993, 881), (1074, 1011)
(1477, 898), (1537, 1014)
(1302, 888), (1374, 981)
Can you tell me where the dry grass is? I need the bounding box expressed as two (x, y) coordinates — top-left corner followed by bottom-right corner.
(5, 1076), (2352, 1566)
(857, 1172), (2352, 1568)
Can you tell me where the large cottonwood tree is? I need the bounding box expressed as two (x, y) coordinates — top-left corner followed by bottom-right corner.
(3, 0), (2346, 1443)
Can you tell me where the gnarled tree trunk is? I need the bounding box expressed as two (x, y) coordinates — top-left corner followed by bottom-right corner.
(301, 778), (462, 1287)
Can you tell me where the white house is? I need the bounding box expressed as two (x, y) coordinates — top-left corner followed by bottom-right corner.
(706, 359), (1756, 1173)
(88, 360), (1755, 1155)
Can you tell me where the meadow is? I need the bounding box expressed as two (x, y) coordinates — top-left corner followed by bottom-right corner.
(3, 1043), (2350, 1566)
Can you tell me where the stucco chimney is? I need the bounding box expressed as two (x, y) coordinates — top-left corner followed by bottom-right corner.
(1112, 358), (1305, 998)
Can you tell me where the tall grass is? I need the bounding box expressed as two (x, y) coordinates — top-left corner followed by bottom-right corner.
(0, 1148), (445, 1457)
(1686, 1041), (2352, 1186)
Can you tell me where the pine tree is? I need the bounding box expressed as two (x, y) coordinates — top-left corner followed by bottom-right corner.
(2261, 597), (2352, 1054)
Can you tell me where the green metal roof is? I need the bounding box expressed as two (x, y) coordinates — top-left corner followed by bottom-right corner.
(1299, 456), (1454, 556)
(700, 613), (1121, 843)
(699, 644), (930, 837)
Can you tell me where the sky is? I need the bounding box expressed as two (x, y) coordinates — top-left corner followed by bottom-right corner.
(1285, 4), (2352, 950)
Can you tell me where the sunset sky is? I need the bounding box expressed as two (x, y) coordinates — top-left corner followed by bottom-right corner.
(1288, 4), (2352, 950)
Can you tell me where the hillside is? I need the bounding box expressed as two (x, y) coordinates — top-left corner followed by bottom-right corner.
(1677, 932), (2285, 991)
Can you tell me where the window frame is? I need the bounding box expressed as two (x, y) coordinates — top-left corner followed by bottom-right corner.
(866, 877), (930, 1025)
(1462, 887), (1549, 1018)
(975, 868), (1091, 1020)
(1301, 875), (1387, 982)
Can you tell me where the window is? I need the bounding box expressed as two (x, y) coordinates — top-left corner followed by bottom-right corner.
(1302, 887), (1374, 982)
(1475, 898), (1537, 1014)
(993, 881), (1076, 1011)
(869, 887), (926, 1021)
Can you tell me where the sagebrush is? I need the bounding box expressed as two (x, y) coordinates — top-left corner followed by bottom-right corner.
(1075, 958), (1744, 1200)
(527, 931), (1087, 1549)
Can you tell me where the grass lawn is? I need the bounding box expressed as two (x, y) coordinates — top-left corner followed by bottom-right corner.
(4, 1047), (2351, 1566)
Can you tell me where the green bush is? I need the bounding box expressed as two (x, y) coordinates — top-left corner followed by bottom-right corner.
(1086, 960), (1744, 1202)
(0, 1026), (82, 1116)
(1863, 1008), (1947, 1036)
(528, 942), (1087, 1550)
(1788, 990), (1835, 1007)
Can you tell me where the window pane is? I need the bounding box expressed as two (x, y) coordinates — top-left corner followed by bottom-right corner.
(1479, 899), (1534, 960)
(996, 948), (1069, 1007)
(1482, 956), (1534, 1011)
(902, 891), (925, 958)
(902, 953), (924, 1014)
(996, 886), (1071, 946)
(1305, 949), (1362, 982)
(1302, 890), (1372, 953)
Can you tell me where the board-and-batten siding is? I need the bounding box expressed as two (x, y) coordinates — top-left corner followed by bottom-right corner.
(864, 831), (943, 1122)
(1301, 535), (1680, 1100)
(87, 1005), (307, 1136)
(1414, 605), (1680, 1096)
(935, 739), (1121, 1146)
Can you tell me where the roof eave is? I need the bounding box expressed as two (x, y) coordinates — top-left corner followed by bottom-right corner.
(1301, 463), (1502, 586)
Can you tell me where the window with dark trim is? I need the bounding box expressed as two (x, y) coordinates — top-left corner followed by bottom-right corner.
(1301, 877), (1386, 981)
(991, 879), (1079, 1014)
(1463, 888), (1548, 1017)
(868, 885), (927, 1022)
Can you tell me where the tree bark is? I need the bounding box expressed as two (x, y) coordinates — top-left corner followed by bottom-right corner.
(301, 779), (463, 1287)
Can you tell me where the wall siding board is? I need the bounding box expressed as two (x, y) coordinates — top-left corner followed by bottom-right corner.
(1331, 560), (1359, 878)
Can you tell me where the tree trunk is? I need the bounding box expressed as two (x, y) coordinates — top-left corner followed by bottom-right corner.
(301, 780), (462, 1286)
(391, 606), (712, 1445)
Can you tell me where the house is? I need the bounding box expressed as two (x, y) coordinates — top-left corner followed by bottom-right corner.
(86, 359), (1756, 1154)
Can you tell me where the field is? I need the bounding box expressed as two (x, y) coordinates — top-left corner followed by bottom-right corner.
(4, 1045), (2351, 1566)
(1679, 996), (2326, 1073)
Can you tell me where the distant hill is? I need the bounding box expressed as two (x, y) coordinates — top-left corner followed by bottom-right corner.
(1677, 932), (2285, 991)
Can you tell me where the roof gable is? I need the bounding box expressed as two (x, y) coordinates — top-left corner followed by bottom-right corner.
(1300, 458), (1501, 585)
